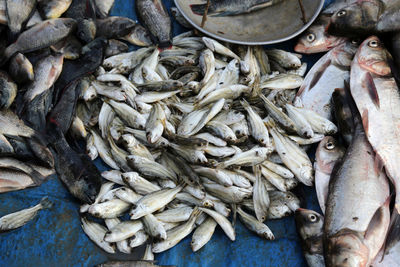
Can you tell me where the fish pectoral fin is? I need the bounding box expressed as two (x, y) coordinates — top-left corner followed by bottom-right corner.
(363, 72), (380, 108)
(373, 153), (384, 175)
(309, 59), (331, 90)
(363, 196), (391, 245)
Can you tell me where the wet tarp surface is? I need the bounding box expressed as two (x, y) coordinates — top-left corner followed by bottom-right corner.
(0, 0), (334, 266)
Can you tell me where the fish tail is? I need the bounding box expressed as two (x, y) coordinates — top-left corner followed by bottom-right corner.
(40, 196), (53, 209)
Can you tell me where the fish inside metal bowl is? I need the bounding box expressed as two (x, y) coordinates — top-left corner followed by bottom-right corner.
(174, 0), (325, 45)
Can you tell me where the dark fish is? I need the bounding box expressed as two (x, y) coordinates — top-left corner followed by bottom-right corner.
(5, 136), (36, 160)
(0, 18), (76, 66)
(328, 0), (384, 37)
(121, 24), (153, 47)
(53, 37), (106, 104)
(332, 87), (354, 145)
(9, 53), (34, 83)
(376, 3), (400, 33)
(76, 18), (96, 44)
(136, 0), (172, 48)
(190, 0), (283, 16)
(48, 81), (79, 135)
(295, 209), (325, 267)
(50, 35), (82, 60)
(47, 121), (102, 204)
(64, 0), (95, 20)
(105, 39), (129, 58)
(324, 87), (390, 266)
(6, 0), (37, 40)
(0, 70), (17, 109)
(96, 16), (136, 39)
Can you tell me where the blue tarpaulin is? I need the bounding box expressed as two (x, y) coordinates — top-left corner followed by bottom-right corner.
(0, 0), (334, 266)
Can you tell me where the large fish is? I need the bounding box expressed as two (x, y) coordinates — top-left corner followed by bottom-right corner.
(136, 0), (172, 48)
(295, 14), (347, 54)
(295, 41), (357, 120)
(350, 36), (400, 214)
(190, 0), (284, 17)
(324, 91), (390, 266)
(314, 136), (345, 214)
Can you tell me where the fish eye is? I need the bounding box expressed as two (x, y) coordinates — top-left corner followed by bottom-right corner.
(368, 40), (379, 48)
(337, 10), (346, 17)
(325, 141), (335, 150)
(306, 34), (315, 43)
(308, 214), (318, 222)
(286, 195), (292, 199)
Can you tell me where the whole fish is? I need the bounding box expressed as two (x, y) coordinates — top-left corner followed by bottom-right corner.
(136, 0), (172, 48)
(0, 197), (52, 232)
(314, 136), (345, 214)
(324, 93), (390, 266)
(47, 122), (102, 204)
(0, 18), (76, 66)
(0, 70), (17, 109)
(295, 41), (357, 120)
(190, 0), (284, 16)
(350, 36), (400, 213)
(295, 209), (325, 267)
(0, 168), (36, 193)
(295, 14), (347, 54)
(6, 0), (37, 39)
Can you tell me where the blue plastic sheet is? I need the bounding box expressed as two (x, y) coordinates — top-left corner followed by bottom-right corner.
(0, 0), (334, 266)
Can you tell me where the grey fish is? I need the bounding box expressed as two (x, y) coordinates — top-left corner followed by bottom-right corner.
(136, 0), (172, 48)
(295, 209), (325, 267)
(0, 197), (52, 232)
(50, 35), (82, 60)
(190, 0), (283, 17)
(0, 18), (76, 66)
(105, 39), (128, 58)
(121, 24), (153, 47)
(96, 16), (136, 39)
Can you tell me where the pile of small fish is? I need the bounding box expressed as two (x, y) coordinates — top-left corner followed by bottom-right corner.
(292, 0), (400, 266)
(76, 9), (346, 256)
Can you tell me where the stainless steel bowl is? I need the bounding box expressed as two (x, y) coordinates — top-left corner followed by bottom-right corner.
(174, 0), (324, 45)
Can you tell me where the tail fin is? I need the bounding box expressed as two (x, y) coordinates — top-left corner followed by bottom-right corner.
(190, 4), (207, 16)
(39, 196), (53, 209)
(382, 209), (400, 259)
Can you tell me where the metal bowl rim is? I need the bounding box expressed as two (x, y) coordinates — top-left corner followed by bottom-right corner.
(174, 0), (325, 45)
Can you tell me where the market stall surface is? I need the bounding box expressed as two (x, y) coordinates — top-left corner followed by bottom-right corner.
(0, 0), (333, 266)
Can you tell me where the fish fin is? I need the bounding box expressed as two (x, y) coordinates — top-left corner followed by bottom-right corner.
(363, 72), (380, 108)
(364, 196), (391, 242)
(231, 203), (237, 228)
(381, 209), (400, 261)
(373, 153), (385, 175)
(361, 109), (369, 135)
(309, 59), (331, 90)
(190, 4), (207, 16)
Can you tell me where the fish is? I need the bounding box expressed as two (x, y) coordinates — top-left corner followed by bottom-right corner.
(6, 0), (37, 39)
(350, 36), (400, 213)
(47, 122), (102, 204)
(253, 165), (270, 222)
(295, 14), (348, 54)
(0, 18), (76, 66)
(50, 35), (82, 60)
(198, 207), (235, 241)
(295, 209), (325, 267)
(96, 16), (136, 39)
(81, 217), (116, 254)
(237, 207), (274, 240)
(94, 0), (114, 18)
(324, 89), (390, 266)
(331, 87), (354, 145)
(105, 39), (128, 58)
(38, 0), (72, 19)
(76, 18), (96, 44)
(121, 24), (153, 47)
(295, 41), (357, 120)
(328, 0), (384, 37)
(190, 0), (283, 17)
(191, 217), (217, 252)
(0, 197), (52, 232)
(314, 136), (345, 214)
(136, 0), (172, 48)
(0, 70), (17, 109)
(0, 168), (38, 193)
(8, 53), (34, 83)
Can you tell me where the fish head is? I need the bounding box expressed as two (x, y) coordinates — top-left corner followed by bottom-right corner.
(74, 173), (101, 204)
(325, 230), (369, 267)
(316, 136), (345, 171)
(295, 208), (324, 240)
(328, 1), (382, 37)
(356, 36), (392, 77)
